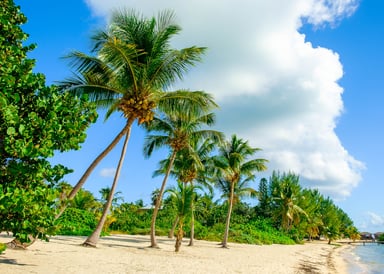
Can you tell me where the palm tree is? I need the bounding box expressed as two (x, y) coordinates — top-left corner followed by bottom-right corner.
(182, 139), (217, 246)
(154, 152), (197, 240)
(270, 172), (307, 232)
(216, 176), (259, 204)
(58, 9), (207, 246)
(300, 189), (324, 241)
(98, 187), (124, 232)
(166, 181), (195, 252)
(98, 187), (124, 210)
(319, 197), (341, 244)
(213, 135), (267, 248)
(143, 101), (222, 248)
(155, 139), (217, 244)
(70, 189), (101, 213)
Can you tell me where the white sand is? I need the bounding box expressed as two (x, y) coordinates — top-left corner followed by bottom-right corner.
(0, 234), (349, 273)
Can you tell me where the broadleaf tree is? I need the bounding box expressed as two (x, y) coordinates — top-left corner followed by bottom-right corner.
(0, 0), (97, 248)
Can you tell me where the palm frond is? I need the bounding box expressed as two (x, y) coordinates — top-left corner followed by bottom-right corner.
(143, 134), (169, 157)
(158, 90), (218, 117)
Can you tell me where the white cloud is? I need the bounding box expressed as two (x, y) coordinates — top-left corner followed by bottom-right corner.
(304, 0), (359, 26)
(84, 0), (364, 199)
(100, 167), (116, 178)
(367, 212), (384, 226)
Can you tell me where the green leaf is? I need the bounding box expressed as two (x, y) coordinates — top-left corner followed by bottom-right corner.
(7, 127), (16, 135)
(19, 124), (25, 135)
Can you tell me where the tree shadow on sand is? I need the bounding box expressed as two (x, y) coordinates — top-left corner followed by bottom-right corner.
(101, 235), (173, 245)
(0, 257), (32, 266)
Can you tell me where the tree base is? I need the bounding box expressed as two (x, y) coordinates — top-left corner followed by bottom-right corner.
(175, 239), (182, 252)
(6, 237), (35, 250)
(81, 242), (97, 248)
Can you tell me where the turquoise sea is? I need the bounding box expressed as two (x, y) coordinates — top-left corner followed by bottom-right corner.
(343, 243), (384, 273)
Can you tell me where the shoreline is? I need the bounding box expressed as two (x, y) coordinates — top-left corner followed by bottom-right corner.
(1, 234), (349, 273)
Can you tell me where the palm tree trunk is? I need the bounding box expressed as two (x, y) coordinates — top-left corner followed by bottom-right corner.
(150, 150), (177, 248)
(168, 216), (179, 239)
(175, 216), (184, 252)
(222, 181), (235, 248)
(55, 122), (131, 220)
(188, 183), (195, 246)
(188, 207), (195, 246)
(82, 125), (132, 247)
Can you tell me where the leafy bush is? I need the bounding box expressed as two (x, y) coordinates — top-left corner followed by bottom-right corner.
(0, 0), (97, 244)
(227, 220), (295, 245)
(0, 243), (6, 254)
(225, 222), (295, 244)
(191, 220), (209, 239)
(379, 234), (384, 242)
(110, 206), (152, 233)
(54, 208), (97, 236)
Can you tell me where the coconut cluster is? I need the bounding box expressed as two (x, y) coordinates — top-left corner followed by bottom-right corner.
(180, 169), (197, 183)
(119, 97), (156, 124)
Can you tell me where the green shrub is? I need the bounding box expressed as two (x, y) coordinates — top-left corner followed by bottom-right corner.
(54, 208), (97, 236)
(225, 220), (295, 245)
(379, 234), (384, 242)
(192, 221), (209, 239)
(0, 243), (6, 254)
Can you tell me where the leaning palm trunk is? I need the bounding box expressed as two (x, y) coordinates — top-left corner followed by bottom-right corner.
(175, 216), (185, 252)
(168, 216), (179, 239)
(82, 127), (131, 247)
(188, 200), (195, 246)
(55, 122), (131, 220)
(150, 151), (177, 248)
(222, 181), (236, 248)
(188, 181), (195, 246)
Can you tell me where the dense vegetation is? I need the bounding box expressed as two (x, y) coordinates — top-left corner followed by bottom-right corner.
(1, 0), (360, 252)
(0, 0), (97, 247)
(55, 171), (359, 247)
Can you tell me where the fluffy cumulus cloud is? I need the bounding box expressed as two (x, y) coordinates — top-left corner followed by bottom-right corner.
(85, 0), (363, 198)
(100, 167), (116, 178)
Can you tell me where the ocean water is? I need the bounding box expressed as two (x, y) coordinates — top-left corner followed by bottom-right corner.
(343, 243), (384, 274)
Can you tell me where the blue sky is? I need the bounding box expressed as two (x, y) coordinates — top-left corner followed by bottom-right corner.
(15, 0), (383, 232)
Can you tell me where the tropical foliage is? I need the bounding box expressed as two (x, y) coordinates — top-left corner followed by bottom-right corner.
(55, 208), (98, 236)
(52, 175), (358, 247)
(0, 0), (97, 247)
(256, 171), (357, 243)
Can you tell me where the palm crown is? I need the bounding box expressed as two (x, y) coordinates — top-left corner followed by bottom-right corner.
(62, 9), (207, 123)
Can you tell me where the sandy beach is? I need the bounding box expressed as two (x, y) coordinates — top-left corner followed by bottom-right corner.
(0, 234), (349, 273)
